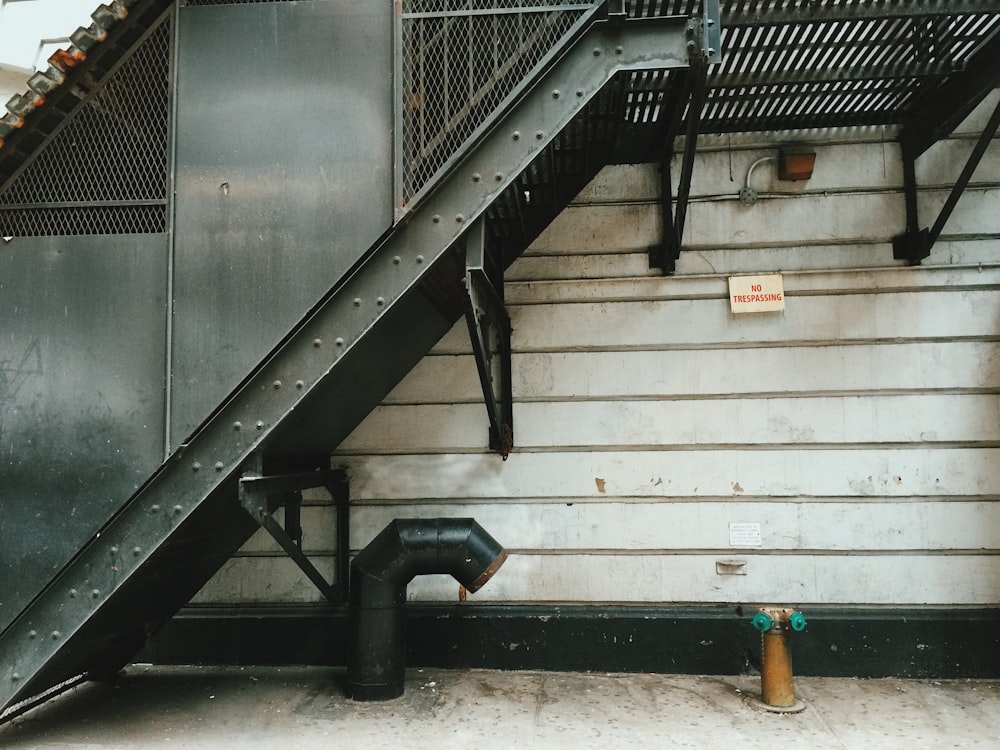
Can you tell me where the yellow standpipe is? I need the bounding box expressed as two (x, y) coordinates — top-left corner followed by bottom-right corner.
(750, 607), (807, 713)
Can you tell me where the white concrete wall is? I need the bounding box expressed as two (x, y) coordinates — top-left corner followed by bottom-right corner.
(194, 91), (1000, 609)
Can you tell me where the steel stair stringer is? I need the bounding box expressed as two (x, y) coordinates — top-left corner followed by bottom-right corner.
(0, 15), (692, 714)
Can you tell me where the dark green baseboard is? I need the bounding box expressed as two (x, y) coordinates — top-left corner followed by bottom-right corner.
(138, 604), (1000, 679)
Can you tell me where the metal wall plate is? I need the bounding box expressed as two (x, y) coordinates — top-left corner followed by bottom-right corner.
(170, 2), (394, 446)
(0, 235), (168, 634)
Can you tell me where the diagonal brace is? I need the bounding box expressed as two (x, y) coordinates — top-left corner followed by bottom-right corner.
(652, 56), (708, 273)
(463, 218), (513, 459)
(239, 469), (346, 603)
(928, 96), (1000, 246)
(894, 95), (1000, 265)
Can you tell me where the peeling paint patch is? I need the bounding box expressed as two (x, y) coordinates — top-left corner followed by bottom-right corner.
(595, 477), (606, 493)
(732, 481), (744, 493)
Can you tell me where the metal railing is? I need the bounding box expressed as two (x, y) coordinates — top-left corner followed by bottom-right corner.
(397, 0), (600, 211)
(0, 16), (171, 236)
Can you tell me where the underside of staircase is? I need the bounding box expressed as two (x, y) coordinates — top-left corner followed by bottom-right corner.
(0, 3), (695, 716)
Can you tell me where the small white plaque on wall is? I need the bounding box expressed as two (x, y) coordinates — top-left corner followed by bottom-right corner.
(729, 273), (785, 314)
(729, 522), (762, 547)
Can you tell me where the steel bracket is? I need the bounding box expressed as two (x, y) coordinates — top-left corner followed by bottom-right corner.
(651, 58), (708, 273)
(238, 464), (349, 603)
(687, 0), (722, 65)
(893, 94), (1000, 265)
(463, 218), (513, 459)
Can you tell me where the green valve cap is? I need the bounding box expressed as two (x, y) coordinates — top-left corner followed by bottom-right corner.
(751, 611), (774, 632)
(789, 611), (807, 632)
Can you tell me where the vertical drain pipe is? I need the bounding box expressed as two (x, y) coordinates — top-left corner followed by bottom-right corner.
(750, 607), (807, 713)
(347, 518), (508, 701)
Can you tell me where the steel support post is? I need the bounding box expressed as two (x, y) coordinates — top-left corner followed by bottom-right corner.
(650, 3), (718, 273)
(892, 146), (930, 265)
(463, 217), (513, 458)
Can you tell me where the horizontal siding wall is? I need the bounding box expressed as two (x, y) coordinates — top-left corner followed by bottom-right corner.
(193, 92), (1000, 609)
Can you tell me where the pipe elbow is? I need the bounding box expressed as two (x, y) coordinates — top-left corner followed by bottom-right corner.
(348, 518), (508, 701)
(351, 517), (507, 597)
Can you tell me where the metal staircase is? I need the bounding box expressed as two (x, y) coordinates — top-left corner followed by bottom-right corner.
(0, 3), (696, 716)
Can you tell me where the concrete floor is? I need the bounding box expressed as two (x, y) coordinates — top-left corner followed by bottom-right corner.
(1, 666), (999, 749)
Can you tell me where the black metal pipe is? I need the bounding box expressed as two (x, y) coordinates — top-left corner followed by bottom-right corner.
(347, 518), (507, 701)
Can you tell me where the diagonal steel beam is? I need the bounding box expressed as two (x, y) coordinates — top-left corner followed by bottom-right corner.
(0, 16), (693, 714)
(928, 95), (1000, 246)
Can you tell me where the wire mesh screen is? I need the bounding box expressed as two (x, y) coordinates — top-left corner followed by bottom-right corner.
(0, 17), (171, 236)
(400, 0), (596, 206)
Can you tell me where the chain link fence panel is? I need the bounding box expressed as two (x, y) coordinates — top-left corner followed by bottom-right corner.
(0, 17), (171, 236)
(400, 1), (596, 206)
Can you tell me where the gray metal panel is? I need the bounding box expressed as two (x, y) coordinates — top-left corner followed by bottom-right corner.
(171, 1), (393, 447)
(0, 235), (167, 634)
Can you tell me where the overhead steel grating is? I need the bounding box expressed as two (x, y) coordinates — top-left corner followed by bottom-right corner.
(612, 0), (1000, 136)
(399, 0), (596, 206)
(0, 15), (170, 236)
